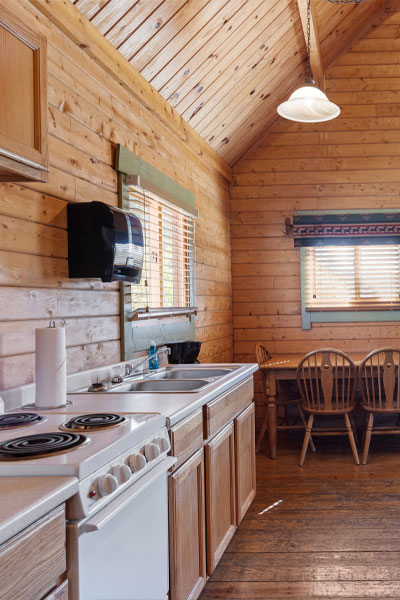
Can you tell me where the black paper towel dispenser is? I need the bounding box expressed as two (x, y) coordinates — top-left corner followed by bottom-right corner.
(67, 201), (144, 283)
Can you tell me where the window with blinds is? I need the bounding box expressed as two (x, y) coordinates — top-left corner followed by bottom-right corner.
(303, 245), (400, 310)
(125, 185), (195, 312)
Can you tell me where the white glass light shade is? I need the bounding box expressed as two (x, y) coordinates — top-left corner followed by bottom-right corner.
(277, 84), (340, 123)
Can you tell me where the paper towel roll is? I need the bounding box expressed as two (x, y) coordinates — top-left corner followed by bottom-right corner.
(35, 324), (67, 408)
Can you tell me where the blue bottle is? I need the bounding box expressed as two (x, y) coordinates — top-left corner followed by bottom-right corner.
(148, 341), (159, 370)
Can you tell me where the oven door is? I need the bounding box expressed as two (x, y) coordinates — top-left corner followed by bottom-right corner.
(67, 457), (176, 600)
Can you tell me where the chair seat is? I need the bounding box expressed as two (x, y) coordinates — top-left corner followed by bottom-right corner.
(361, 405), (400, 414)
(303, 406), (357, 415)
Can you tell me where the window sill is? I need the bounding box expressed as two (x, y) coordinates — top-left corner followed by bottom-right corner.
(302, 308), (400, 330)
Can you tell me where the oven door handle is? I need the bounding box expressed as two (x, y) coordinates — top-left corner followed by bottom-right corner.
(82, 457), (176, 533)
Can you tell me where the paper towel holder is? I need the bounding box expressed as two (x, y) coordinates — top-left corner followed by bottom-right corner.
(49, 319), (66, 328)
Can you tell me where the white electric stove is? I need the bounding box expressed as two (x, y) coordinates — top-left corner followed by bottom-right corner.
(0, 410), (175, 600)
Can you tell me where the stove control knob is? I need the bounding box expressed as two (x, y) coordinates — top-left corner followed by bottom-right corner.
(111, 464), (131, 484)
(129, 452), (146, 472)
(97, 474), (118, 497)
(145, 442), (160, 461)
(155, 436), (169, 453)
(129, 452), (147, 473)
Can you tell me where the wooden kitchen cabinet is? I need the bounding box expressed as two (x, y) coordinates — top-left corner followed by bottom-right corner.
(0, 505), (66, 600)
(0, 5), (48, 182)
(235, 403), (256, 524)
(169, 449), (206, 600)
(205, 422), (236, 575)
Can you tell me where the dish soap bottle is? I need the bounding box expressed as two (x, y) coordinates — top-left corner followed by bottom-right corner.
(148, 341), (159, 370)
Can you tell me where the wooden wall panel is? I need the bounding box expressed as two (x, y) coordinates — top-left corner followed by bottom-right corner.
(0, 0), (233, 391)
(231, 4), (400, 430)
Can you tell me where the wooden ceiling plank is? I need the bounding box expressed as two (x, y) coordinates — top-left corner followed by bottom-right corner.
(139, 0), (235, 82)
(30, 0), (232, 179)
(127, 0), (210, 71)
(225, 69), (305, 165)
(150, 0), (245, 92)
(105, 0), (164, 48)
(186, 2), (301, 131)
(203, 34), (304, 146)
(117, 0), (192, 63)
(296, 0), (324, 86)
(179, 0), (298, 124)
(167, 0), (269, 110)
(159, 0), (265, 103)
(74, 0), (109, 20)
(91, 0), (138, 35)
(316, 0), (349, 47)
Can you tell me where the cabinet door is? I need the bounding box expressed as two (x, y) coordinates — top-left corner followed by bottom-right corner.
(0, 505), (66, 600)
(205, 422), (236, 575)
(0, 5), (48, 182)
(42, 580), (68, 600)
(169, 449), (206, 600)
(235, 403), (256, 524)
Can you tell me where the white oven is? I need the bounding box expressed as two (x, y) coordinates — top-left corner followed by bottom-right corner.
(67, 456), (175, 600)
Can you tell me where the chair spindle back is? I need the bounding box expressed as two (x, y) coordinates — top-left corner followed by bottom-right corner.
(255, 343), (272, 372)
(358, 348), (400, 412)
(296, 349), (357, 413)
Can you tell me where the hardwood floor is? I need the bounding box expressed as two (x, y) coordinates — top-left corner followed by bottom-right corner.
(199, 432), (400, 599)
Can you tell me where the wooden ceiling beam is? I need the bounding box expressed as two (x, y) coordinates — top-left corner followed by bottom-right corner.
(296, 0), (324, 88)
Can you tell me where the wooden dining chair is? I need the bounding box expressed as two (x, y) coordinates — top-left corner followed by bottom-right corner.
(296, 349), (359, 466)
(255, 343), (315, 454)
(358, 348), (400, 465)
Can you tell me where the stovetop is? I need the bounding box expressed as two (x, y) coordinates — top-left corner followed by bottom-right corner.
(0, 412), (165, 479)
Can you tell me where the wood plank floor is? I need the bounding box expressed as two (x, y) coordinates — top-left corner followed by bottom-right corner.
(199, 432), (400, 599)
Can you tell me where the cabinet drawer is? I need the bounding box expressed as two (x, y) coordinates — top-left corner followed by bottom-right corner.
(204, 377), (254, 440)
(170, 408), (203, 468)
(0, 505), (66, 600)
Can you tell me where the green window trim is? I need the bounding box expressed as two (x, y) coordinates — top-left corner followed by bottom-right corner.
(116, 145), (196, 358)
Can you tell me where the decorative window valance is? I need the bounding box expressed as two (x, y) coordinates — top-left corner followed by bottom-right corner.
(293, 211), (400, 247)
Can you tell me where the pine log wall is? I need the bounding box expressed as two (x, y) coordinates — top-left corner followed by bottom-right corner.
(0, 0), (233, 391)
(231, 5), (400, 431)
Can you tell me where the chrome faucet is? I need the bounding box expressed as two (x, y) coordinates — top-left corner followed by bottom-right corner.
(124, 347), (171, 377)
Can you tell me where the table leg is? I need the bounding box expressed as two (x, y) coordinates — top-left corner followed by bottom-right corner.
(265, 370), (277, 459)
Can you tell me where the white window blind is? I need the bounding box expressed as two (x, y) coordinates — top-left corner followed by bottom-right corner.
(303, 245), (400, 310)
(126, 185), (195, 311)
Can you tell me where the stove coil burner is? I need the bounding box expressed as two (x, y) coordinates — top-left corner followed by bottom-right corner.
(87, 382), (109, 392)
(62, 413), (128, 432)
(0, 432), (87, 459)
(0, 413), (44, 429)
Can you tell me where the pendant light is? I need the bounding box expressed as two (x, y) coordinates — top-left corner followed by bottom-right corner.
(277, 0), (340, 123)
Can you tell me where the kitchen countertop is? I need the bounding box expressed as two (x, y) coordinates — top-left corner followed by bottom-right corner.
(0, 476), (78, 545)
(67, 363), (258, 427)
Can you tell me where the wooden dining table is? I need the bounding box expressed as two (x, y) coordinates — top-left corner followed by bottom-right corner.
(259, 352), (367, 459)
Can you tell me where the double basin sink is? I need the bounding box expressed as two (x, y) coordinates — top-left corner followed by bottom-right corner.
(74, 368), (234, 394)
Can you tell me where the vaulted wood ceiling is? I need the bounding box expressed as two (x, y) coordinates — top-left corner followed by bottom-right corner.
(72, 0), (390, 165)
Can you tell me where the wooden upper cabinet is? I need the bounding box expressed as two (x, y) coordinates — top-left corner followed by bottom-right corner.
(0, 5), (48, 182)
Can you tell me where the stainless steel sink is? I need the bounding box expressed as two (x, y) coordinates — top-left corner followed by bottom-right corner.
(149, 368), (232, 380)
(110, 379), (210, 393)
